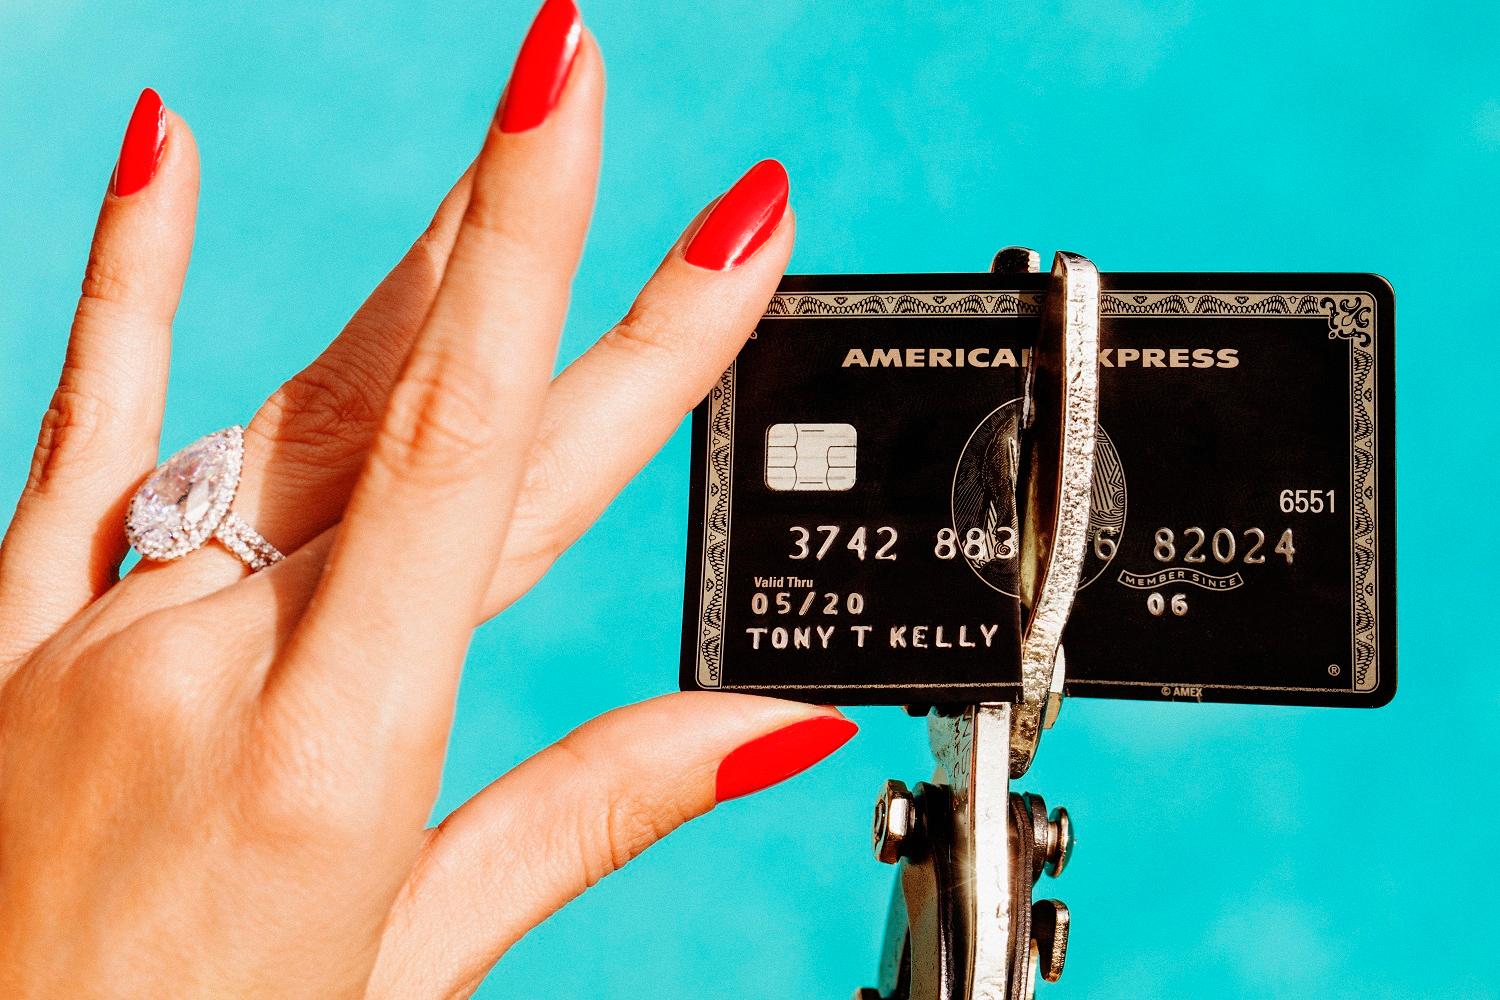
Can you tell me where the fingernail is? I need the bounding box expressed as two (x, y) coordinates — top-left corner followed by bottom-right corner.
(112, 88), (166, 197)
(498, 0), (583, 134)
(714, 715), (857, 803)
(684, 160), (790, 271)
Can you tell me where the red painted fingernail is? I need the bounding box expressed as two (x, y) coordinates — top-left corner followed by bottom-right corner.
(498, 0), (582, 134)
(684, 160), (790, 271)
(112, 88), (166, 197)
(714, 715), (857, 803)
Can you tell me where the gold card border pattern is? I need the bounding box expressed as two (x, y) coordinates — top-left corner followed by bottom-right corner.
(696, 363), (735, 687)
(697, 289), (1378, 694)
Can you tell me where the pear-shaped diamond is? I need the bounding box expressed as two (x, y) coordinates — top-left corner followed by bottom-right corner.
(125, 426), (245, 561)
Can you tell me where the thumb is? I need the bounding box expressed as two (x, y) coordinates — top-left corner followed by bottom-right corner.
(368, 693), (856, 998)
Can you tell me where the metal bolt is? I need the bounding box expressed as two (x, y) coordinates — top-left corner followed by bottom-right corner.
(1019, 793), (1075, 880)
(872, 779), (917, 865)
(1043, 806), (1073, 878)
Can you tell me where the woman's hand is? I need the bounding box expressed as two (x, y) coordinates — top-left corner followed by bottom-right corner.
(0, 3), (856, 996)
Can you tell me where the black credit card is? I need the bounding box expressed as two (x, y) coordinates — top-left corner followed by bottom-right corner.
(680, 273), (1395, 708)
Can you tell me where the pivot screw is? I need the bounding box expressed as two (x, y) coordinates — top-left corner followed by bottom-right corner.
(1020, 793), (1075, 880)
(872, 779), (917, 865)
(1043, 805), (1073, 878)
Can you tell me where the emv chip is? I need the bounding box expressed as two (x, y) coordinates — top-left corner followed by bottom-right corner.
(765, 422), (857, 491)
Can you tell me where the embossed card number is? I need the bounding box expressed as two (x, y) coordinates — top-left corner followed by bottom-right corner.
(680, 273), (1395, 708)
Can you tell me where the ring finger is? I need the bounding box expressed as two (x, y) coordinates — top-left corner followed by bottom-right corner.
(100, 117), (790, 641)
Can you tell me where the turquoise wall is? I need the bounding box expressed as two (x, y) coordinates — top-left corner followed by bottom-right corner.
(1, 2), (1495, 995)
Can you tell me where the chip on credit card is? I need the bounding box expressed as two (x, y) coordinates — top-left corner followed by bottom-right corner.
(680, 272), (1395, 708)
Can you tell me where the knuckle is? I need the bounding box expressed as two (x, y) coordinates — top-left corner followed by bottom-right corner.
(243, 736), (356, 841)
(83, 615), (228, 730)
(460, 189), (532, 255)
(26, 385), (112, 490)
(512, 439), (573, 549)
(518, 437), (565, 501)
(78, 254), (136, 311)
(241, 704), (392, 846)
(594, 792), (674, 878)
(1, 646), (67, 727)
(552, 730), (679, 887)
(371, 360), (505, 488)
(403, 228), (451, 286)
(597, 304), (712, 418)
(601, 307), (677, 362)
(251, 358), (386, 467)
(127, 614), (223, 684)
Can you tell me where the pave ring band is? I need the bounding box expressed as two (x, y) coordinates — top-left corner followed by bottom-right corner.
(124, 426), (283, 572)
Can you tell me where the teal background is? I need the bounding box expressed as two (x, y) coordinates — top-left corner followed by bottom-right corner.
(1, 2), (1495, 996)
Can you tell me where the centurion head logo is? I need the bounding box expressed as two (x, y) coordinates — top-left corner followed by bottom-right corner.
(951, 399), (1128, 597)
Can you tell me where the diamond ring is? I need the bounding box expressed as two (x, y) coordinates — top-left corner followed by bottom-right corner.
(125, 426), (283, 572)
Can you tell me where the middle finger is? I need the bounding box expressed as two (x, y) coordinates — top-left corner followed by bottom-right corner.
(270, 1), (599, 774)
